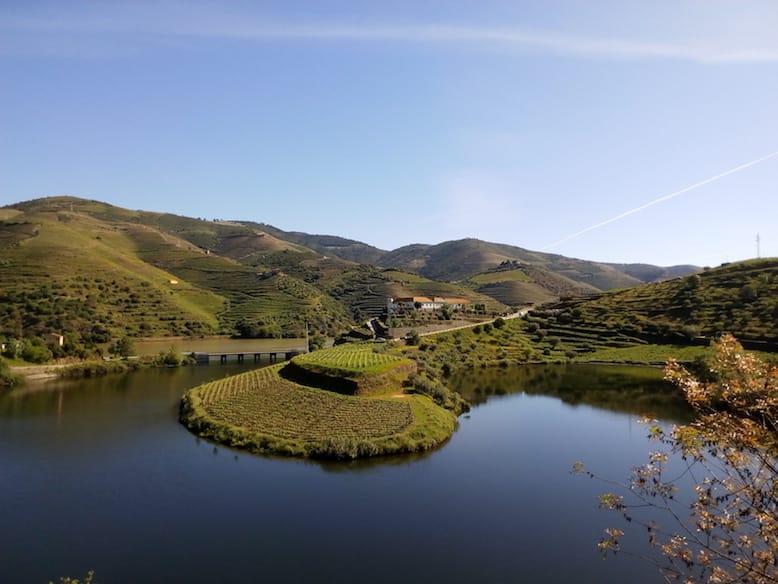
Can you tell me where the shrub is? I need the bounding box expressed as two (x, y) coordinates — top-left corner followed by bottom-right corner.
(0, 357), (22, 387)
(22, 338), (53, 363)
(406, 330), (420, 346)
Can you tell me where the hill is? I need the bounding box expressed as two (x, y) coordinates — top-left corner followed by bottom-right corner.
(0, 197), (355, 351)
(528, 258), (778, 353)
(247, 224), (387, 265)
(0, 197), (505, 357)
(1, 195), (715, 363)
(465, 261), (599, 307)
(604, 262), (702, 283)
(377, 238), (690, 290)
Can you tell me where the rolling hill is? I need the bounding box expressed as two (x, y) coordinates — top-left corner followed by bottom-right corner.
(465, 261), (599, 306)
(1, 195), (716, 361)
(530, 258), (778, 351)
(0, 197), (505, 353)
(377, 238), (697, 290)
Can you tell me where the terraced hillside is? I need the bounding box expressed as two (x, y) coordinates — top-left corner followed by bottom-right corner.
(241, 223), (387, 265)
(466, 261), (598, 307)
(530, 259), (778, 352)
(0, 198), (355, 347)
(0, 197), (502, 356)
(284, 342), (417, 394)
(180, 344), (456, 459)
(323, 266), (507, 320)
(0, 209), (225, 341)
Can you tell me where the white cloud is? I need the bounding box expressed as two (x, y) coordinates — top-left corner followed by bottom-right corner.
(3, 2), (778, 64)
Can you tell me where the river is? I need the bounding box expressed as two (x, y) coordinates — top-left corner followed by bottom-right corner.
(0, 362), (691, 583)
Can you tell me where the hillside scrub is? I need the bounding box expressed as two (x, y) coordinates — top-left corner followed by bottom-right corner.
(538, 259), (778, 352)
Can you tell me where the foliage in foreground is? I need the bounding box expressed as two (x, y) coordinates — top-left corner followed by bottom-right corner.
(580, 335), (778, 583)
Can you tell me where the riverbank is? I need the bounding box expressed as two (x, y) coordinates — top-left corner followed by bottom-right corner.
(8, 364), (69, 381)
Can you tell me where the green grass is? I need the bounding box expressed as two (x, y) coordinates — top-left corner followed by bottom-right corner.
(576, 344), (712, 365)
(180, 362), (456, 459)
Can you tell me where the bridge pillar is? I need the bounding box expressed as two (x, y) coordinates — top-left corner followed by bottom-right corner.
(237, 353), (244, 363)
(220, 354), (226, 364)
(270, 353), (276, 363)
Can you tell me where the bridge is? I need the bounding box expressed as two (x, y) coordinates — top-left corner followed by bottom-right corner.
(190, 348), (306, 365)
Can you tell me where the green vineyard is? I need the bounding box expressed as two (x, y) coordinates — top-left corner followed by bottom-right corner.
(291, 342), (409, 377)
(180, 359), (456, 459)
(198, 364), (413, 440)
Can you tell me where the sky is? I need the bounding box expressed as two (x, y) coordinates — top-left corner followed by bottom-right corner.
(2, 1), (777, 267)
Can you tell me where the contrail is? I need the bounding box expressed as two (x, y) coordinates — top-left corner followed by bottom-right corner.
(542, 149), (778, 251)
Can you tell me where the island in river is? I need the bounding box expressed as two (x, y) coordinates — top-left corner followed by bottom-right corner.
(179, 342), (459, 459)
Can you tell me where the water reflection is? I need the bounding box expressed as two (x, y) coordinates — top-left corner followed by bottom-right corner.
(0, 361), (686, 583)
(453, 364), (694, 423)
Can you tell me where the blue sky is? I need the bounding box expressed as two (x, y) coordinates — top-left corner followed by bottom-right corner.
(2, 1), (777, 267)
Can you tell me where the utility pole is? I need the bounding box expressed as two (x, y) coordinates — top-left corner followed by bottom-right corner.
(757, 233), (761, 258)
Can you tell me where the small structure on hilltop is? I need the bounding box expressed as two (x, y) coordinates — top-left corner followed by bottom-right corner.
(44, 333), (64, 348)
(387, 296), (470, 315)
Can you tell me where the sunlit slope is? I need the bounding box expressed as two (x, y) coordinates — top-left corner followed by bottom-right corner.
(0, 200), (354, 339)
(3, 198), (505, 339)
(539, 259), (778, 348)
(11, 196), (311, 259)
(241, 221), (387, 265)
(0, 211), (225, 338)
(466, 263), (599, 306)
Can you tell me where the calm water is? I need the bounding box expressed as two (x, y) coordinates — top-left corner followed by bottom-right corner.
(0, 363), (691, 583)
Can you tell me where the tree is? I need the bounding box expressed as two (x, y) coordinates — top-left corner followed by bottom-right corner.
(21, 337), (53, 363)
(111, 336), (134, 358)
(308, 334), (325, 352)
(580, 335), (778, 583)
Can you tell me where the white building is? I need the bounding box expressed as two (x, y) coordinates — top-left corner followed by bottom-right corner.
(387, 296), (469, 314)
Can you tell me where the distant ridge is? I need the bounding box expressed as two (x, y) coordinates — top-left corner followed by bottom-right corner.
(376, 238), (698, 290)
